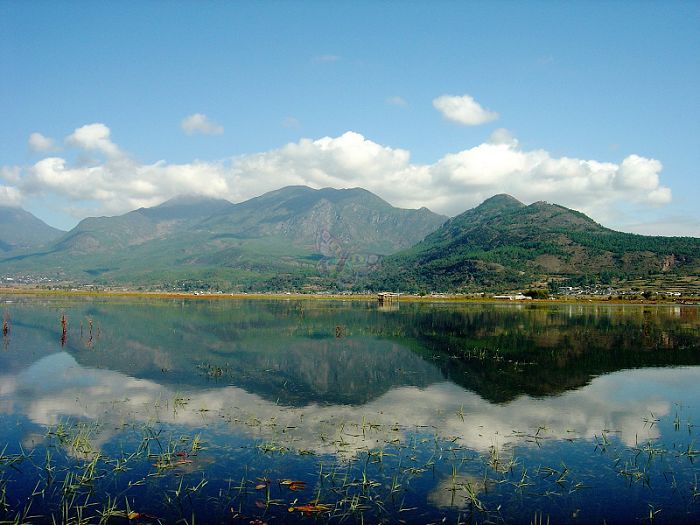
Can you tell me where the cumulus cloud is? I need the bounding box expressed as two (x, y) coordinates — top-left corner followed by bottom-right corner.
(616, 155), (665, 193)
(28, 132), (58, 153)
(24, 155), (229, 217)
(181, 113), (224, 136)
(65, 123), (121, 157)
(227, 130), (670, 223)
(488, 128), (518, 147)
(0, 185), (22, 207)
(0, 167), (23, 207)
(2, 123), (674, 230)
(0, 166), (21, 185)
(433, 94), (499, 126)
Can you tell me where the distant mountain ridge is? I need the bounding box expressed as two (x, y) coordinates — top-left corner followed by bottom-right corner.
(55, 195), (233, 253)
(374, 194), (700, 292)
(0, 186), (447, 289)
(1, 189), (698, 293)
(0, 205), (65, 252)
(195, 185), (444, 254)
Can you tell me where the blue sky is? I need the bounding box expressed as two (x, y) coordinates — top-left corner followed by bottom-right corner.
(1, 1), (698, 235)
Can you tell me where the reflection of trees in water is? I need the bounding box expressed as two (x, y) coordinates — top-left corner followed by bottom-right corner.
(2, 298), (446, 406)
(2, 297), (699, 405)
(397, 304), (700, 402)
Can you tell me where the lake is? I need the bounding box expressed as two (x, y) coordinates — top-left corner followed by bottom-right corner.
(0, 295), (699, 524)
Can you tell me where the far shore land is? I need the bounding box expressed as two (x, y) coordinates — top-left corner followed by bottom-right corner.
(1, 285), (698, 305)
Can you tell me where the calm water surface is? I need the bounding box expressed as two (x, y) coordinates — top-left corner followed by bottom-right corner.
(0, 296), (699, 524)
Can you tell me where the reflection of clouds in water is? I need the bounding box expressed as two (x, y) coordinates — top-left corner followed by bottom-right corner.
(0, 375), (17, 396)
(427, 474), (486, 509)
(5, 353), (698, 455)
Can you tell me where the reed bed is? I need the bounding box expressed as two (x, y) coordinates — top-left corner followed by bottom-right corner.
(0, 403), (698, 525)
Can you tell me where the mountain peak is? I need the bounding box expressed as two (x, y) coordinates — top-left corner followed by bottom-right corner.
(476, 194), (524, 212)
(0, 205), (64, 251)
(137, 194), (233, 222)
(243, 185), (395, 214)
(379, 190), (700, 293)
(156, 194), (232, 208)
(264, 185), (378, 200)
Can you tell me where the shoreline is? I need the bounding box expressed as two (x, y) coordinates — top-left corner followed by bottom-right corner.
(1, 286), (698, 305)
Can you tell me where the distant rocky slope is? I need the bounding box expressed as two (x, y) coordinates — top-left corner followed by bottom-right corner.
(0, 186), (447, 290)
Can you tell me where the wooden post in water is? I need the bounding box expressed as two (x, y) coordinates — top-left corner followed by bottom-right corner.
(60, 314), (67, 347)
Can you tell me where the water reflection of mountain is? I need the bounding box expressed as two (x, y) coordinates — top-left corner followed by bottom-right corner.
(402, 304), (700, 402)
(5, 298), (447, 406)
(9, 351), (696, 458)
(3, 297), (699, 405)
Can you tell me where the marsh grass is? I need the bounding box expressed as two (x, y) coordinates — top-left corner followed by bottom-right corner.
(1, 301), (699, 523)
(0, 409), (698, 524)
(1, 389), (698, 524)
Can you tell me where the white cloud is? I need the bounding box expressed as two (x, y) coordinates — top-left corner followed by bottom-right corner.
(28, 132), (58, 153)
(433, 94), (499, 126)
(615, 154), (664, 191)
(0, 167), (23, 207)
(0, 166), (21, 185)
(181, 113), (224, 136)
(65, 123), (122, 158)
(8, 351), (692, 458)
(488, 128), (518, 147)
(0, 185), (22, 207)
(386, 96), (408, 107)
(3, 123), (676, 232)
(25, 155), (229, 217)
(226, 130), (672, 226)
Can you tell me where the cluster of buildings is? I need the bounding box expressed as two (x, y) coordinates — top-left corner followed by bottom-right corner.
(1, 275), (56, 286)
(557, 286), (682, 297)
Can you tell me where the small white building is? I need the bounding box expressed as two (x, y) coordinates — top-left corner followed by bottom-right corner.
(493, 293), (531, 300)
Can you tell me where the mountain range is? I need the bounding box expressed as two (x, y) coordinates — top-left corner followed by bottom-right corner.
(0, 186), (446, 290)
(374, 194), (700, 292)
(1, 186), (698, 293)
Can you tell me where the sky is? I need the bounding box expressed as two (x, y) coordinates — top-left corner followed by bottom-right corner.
(1, 1), (699, 235)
